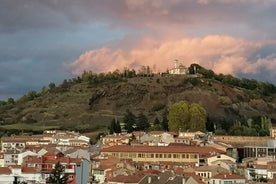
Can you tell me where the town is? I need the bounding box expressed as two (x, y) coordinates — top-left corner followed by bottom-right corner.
(1, 128), (276, 184)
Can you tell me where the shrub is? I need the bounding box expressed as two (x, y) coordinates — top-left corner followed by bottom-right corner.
(218, 96), (232, 105)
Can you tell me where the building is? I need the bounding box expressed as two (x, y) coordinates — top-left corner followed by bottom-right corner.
(169, 61), (189, 75)
(195, 166), (229, 183)
(101, 145), (225, 168)
(211, 173), (246, 184)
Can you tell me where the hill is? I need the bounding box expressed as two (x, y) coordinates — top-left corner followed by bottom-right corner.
(0, 65), (275, 138)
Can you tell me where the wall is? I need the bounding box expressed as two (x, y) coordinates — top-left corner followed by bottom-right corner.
(213, 136), (269, 147)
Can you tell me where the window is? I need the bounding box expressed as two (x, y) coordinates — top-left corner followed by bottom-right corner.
(223, 181), (232, 184)
(173, 154), (179, 158)
(68, 175), (74, 180)
(168, 154), (171, 158)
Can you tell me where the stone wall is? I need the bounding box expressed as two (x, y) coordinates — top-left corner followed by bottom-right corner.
(213, 135), (270, 147)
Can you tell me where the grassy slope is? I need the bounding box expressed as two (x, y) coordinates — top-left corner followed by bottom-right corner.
(0, 75), (275, 136)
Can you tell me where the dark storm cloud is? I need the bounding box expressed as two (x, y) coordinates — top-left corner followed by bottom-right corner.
(1, 0), (276, 100)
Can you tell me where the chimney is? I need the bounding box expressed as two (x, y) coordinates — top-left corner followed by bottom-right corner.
(148, 176), (151, 183)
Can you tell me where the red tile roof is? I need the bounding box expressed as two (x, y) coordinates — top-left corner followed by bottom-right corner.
(22, 167), (39, 173)
(139, 169), (162, 175)
(212, 173), (245, 179)
(102, 145), (225, 155)
(0, 167), (12, 174)
(108, 175), (143, 183)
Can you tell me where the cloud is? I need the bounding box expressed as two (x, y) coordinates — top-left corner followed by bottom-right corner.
(69, 35), (276, 81)
(2, 0), (276, 38)
(1, 0), (276, 100)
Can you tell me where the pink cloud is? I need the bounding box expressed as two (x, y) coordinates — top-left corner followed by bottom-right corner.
(69, 35), (275, 78)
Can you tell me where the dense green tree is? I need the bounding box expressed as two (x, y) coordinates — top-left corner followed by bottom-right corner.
(47, 161), (67, 184)
(168, 101), (206, 132)
(189, 103), (206, 131)
(260, 116), (272, 136)
(136, 113), (150, 131)
(168, 101), (190, 132)
(161, 110), (169, 131)
(206, 116), (215, 132)
(124, 110), (136, 133)
(7, 98), (15, 104)
(153, 117), (160, 125)
(109, 118), (116, 134)
(41, 86), (48, 94)
(115, 121), (122, 133)
(48, 82), (56, 90)
(27, 90), (37, 100)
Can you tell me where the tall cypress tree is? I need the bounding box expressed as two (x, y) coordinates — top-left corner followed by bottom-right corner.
(109, 118), (116, 134)
(47, 161), (67, 184)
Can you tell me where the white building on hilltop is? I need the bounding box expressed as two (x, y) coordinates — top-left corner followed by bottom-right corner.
(169, 60), (189, 75)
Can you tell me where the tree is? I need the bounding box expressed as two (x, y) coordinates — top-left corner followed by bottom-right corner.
(161, 110), (169, 131)
(189, 103), (206, 132)
(109, 118), (116, 134)
(124, 110), (136, 133)
(168, 101), (207, 132)
(136, 112), (150, 131)
(49, 82), (56, 90)
(41, 86), (48, 94)
(27, 90), (37, 100)
(168, 101), (190, 132)
(47, 161), (67, 184)
(115, 120), (122, 133)
(7, 98), (15, 104)
(206, 116), (215, 132)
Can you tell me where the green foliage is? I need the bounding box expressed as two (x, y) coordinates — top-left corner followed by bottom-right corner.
(227, 116), (272, 136)
(41, 86), (48, 94)
(124, 110), (136, 133)
(188, 63), (276, 95)
(47, 161), (67, 184)
(0, 101), (7, 106)
(7, 98), (15, 104)
(123, 111), (150, 132)
(27, 90), (37, 100)
(168, 101), (206, 132)
(161, 109), (169, 131)
(218, 96), (232, 105)
(189, 103), (207, 131)
(48, 82), (56, 90)
(151, 103), (166, 112)
(109, 118), (122, 134)
(109, 119), (115, 135)
(136, 112), (150, 131)
(206, 116), (215, 132)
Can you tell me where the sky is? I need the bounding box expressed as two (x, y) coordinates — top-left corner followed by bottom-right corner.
(1, 0), (276, 100)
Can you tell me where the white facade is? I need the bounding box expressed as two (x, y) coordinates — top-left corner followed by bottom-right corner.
(0, 174), (14, 184)
(93, 169), (109, 183)
(17, 151), (37, 165)
(169, 62), (189, 75)
(211, 178), (246, 184)
(78, 135), (90, 143)
(207, 154), (236, 166)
